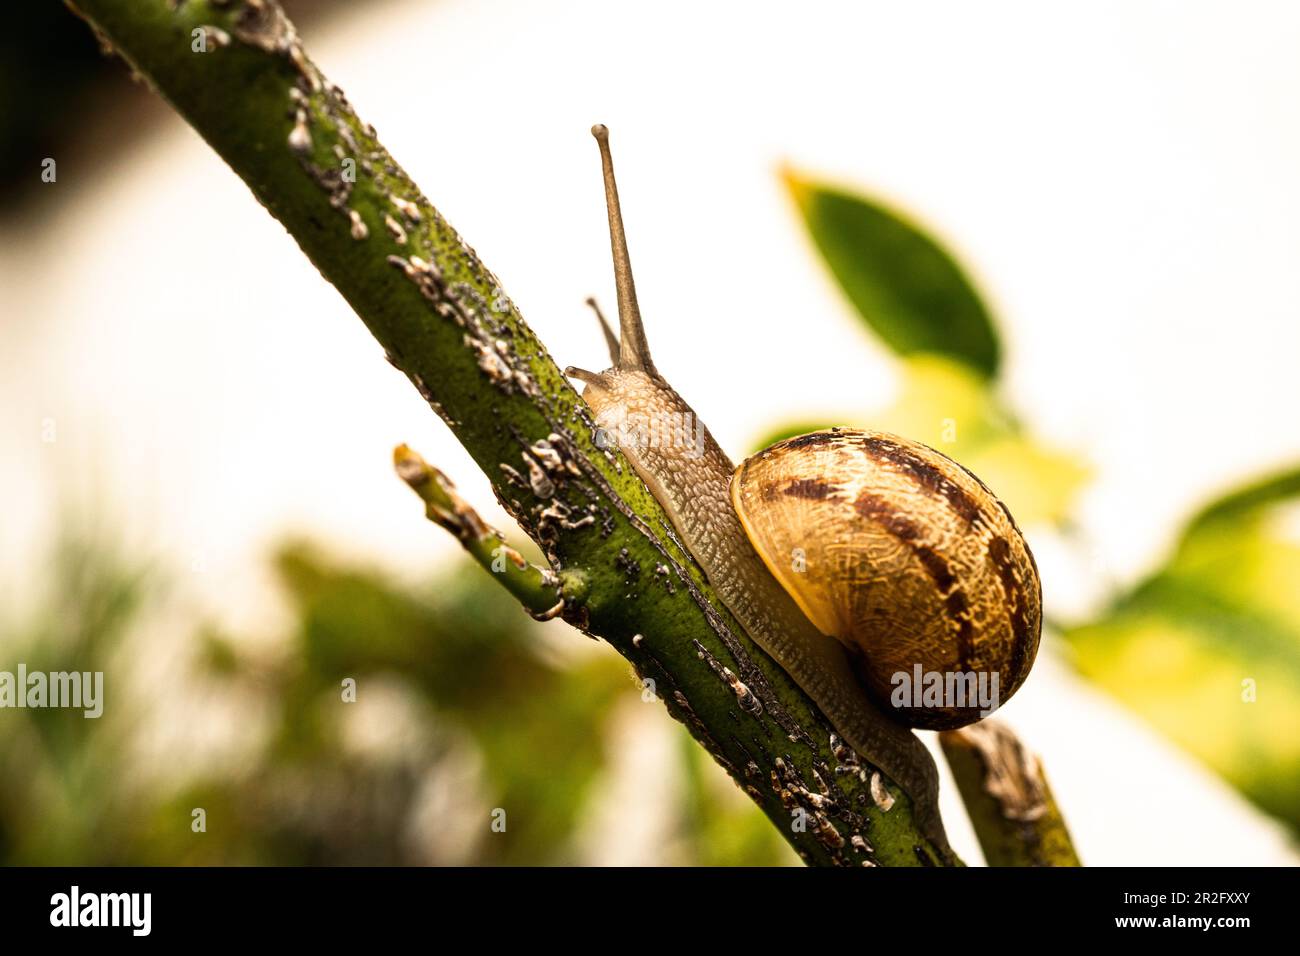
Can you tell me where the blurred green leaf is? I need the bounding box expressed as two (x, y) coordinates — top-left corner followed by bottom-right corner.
(1065, 465), (1300, 832)
(262, 542), (630, 864)
(3, 527), (806, 866)
(784, 170), (1001, 379)
(1166, 467), (1300, 632)
(0, 527), (158, 865)
(1177, 466), (1300, 548)
(673, 730), (797, 866)
(964, 435), (1091, 530)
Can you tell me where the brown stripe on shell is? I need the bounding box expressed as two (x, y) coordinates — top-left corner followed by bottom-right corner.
(914, 546), (955, 592)
(986, 535), (1033, 681)
(861, 435), (985, 526)
(854, 491), (920, 540)
(943, 590), (975, 672)
(854, 493), (954, 589)
(855, 492), (970, 667)
(778, 432), (837, 451)
(782, 477), (839, 500)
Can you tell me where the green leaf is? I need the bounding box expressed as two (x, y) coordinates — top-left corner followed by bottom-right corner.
(784, 170), (1001, 379)
(1064, 464), (1300, 833)
(1066, 588), (1300, 832)
(1177, 467), (1300, 546)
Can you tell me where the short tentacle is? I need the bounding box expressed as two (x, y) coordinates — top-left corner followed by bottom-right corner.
(586, 296), (621, 366)
(564, 365), (607, 387)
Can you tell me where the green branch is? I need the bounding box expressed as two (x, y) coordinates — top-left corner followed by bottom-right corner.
(940, 721), (1081, 866)
(393, 444), (572, 620)
(68, 0), (958, 865)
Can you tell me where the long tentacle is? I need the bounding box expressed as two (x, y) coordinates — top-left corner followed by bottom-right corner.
(592, 124), (656, 375)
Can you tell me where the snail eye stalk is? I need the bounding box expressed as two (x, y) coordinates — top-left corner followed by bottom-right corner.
(591, 124), (656, 376)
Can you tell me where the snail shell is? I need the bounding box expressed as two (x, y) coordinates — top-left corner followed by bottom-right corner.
(732, 428), (1042, 730)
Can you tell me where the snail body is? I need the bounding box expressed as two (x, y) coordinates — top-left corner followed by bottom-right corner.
(567, 126), (1042, 852)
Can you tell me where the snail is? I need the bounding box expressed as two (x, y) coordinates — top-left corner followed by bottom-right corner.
(566, 125), (1042, 850)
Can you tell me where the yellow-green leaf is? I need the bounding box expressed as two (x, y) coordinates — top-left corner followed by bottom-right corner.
(1065, 467), (1300, 832)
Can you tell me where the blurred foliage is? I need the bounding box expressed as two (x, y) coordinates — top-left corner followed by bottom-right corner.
(784, 169), (1001, 379)
(782, 170), (1300, 836)
(0, 532), (794, 865)
(0, 529), (151, 864)
(1064, 469), (1300, 830)
(672, 731), (796, 865)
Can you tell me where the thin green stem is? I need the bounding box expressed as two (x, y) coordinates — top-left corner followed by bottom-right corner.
(394, 444), (568, 620)
(940, 721), (1081, 867)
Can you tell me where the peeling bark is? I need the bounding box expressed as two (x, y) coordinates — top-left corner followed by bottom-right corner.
(940, 721), (1081, 866)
